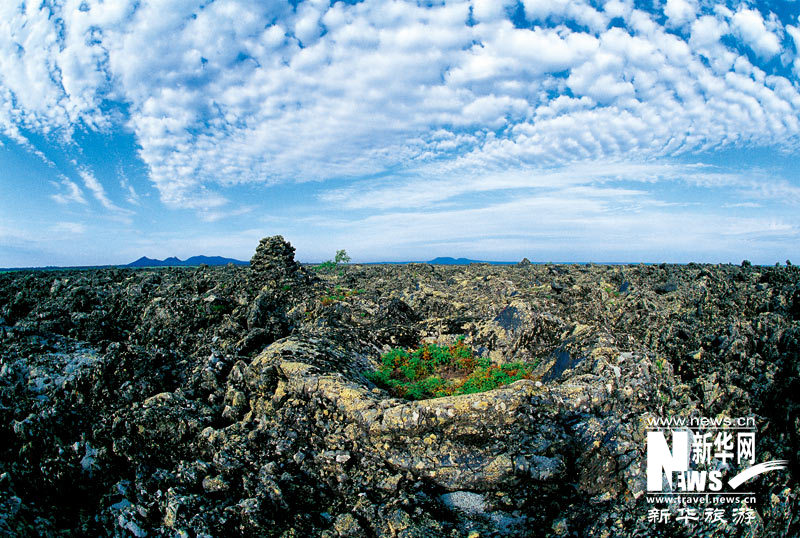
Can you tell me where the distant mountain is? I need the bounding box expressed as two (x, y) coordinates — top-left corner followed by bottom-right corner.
(427, 257), (516, 265)
(127, 255), (249, 267)
(428, 257), (480, 265)
(127, 257), (161, 267)
(184, 256), (249, 266)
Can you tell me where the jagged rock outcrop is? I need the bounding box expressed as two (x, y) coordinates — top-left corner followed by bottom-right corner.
(249, 235), (302, 282)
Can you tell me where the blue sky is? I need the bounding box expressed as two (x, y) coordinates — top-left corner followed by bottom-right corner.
(2, 0), (800, 266)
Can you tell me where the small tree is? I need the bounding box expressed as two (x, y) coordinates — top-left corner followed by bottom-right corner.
(313, 249), (350, 274)
(335, 249), (351, 265)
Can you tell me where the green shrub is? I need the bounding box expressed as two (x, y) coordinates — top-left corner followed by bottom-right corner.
(313, 260), (337, 273)
(335, 249), (351, 264)
(365, 339), (535, 400)
(314, 249), (351, 273)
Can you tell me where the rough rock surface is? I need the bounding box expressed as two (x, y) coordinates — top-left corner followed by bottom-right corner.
(0, 238), (798, 536)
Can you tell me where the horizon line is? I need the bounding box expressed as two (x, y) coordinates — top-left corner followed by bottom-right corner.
(1, 259), (791, 271)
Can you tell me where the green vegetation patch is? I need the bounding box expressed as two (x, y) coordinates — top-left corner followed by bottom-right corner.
(312, 260), (337, 273)
(312, 249), (351, 274)
(320, 285), (363, 305)
(365, 338), (535, 400)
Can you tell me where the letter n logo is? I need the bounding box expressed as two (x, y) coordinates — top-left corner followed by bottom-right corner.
(647, 431), (689, 491)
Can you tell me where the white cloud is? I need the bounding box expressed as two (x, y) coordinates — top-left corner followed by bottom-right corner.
(319, 160), (793, 212)
(520, 0), (608, 32)
(0, 0), (116, 139)
(119, 174), (140, 206)
(472, 0), (514, 24)
(199, 205), (255, 223)
(788, 25), (800, 50)
(603, 0), (633, 21)
(51, 222), (87, 234)
(731, 8), (782, 58)
(689, 15), (736, 73)
(51, 176), (88, 206)
(690, 15), (727, 48)
(787, 25), (800, 75)
(78, 168), (129, 213)
(663, 0), (697, 27)
(724, 202), (762, 208)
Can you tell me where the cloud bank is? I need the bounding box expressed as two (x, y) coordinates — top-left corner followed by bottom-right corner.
(2, 1), (799, 206)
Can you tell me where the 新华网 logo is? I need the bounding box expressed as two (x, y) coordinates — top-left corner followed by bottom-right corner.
(643, 415), (787, 527)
